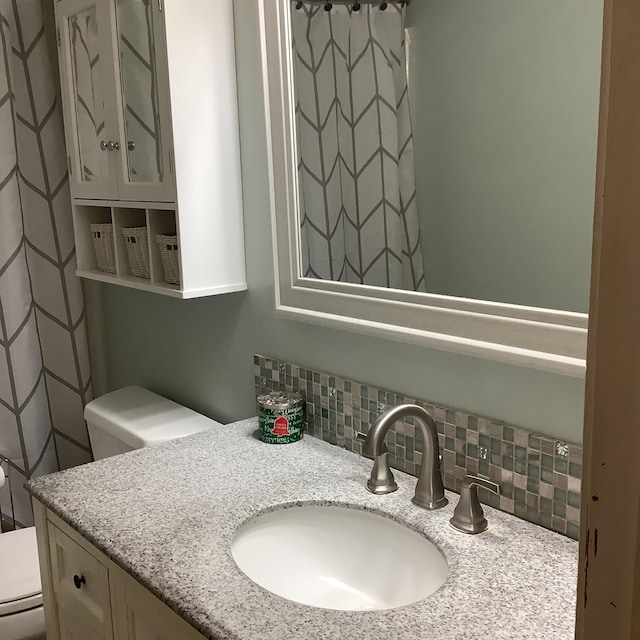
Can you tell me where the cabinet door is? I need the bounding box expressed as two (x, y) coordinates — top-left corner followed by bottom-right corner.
(56, 0), (120, 200)
(58, 602), (105, 640)
(49, 524), (113, 639)
(112, 0), (175, 203)
(112, 573), (204, 640)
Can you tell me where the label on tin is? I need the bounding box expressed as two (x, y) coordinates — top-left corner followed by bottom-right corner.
(272, 416), (291, 437)
(258, 395), (304, 444)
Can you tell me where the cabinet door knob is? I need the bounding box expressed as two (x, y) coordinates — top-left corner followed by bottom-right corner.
(112, 141), (121, 151)
(100, 140), (109, 151)
(73, 574), (86, 589)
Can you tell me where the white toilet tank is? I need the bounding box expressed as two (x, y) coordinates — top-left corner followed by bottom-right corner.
(85, 386), (223, 460)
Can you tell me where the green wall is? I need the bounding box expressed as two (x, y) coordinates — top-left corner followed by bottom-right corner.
(409, 0), (602, 313)
(91, 0), (589, 443)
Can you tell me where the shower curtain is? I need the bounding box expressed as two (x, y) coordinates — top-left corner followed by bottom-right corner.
(0, 0), (92, 529)
(292, 3), (425, 291)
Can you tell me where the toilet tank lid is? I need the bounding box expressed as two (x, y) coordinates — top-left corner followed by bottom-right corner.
(84, 386), (223, 449)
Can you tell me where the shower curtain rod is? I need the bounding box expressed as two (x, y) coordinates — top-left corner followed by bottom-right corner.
(293, 0), (411, 8)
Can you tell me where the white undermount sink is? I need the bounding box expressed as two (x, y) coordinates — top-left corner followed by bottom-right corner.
(231, 505), (449, 611)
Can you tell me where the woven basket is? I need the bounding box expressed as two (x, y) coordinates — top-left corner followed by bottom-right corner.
(122, 227), (150, 279)
(90, 223), (116, 274)
(156, 234), (180, 285)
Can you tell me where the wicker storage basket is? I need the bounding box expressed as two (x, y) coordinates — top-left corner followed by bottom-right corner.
(156, 234), (180, 285)
(90, 223), (116, 274)
(122, 227), (150, 279)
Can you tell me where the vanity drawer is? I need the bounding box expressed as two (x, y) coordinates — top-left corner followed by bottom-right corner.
(48, 524), (113, 639)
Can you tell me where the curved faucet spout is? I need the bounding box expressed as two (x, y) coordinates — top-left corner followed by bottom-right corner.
(364, 404), (448, 510)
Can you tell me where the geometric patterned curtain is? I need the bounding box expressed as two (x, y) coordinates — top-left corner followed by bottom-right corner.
(0, 0), (92, 529)
(291, 3), (425, 291)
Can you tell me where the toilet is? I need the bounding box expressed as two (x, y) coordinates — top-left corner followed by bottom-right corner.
(0, 386), (222, 640)
(83, 385), (223, 460)
(0, 524), (44, 640)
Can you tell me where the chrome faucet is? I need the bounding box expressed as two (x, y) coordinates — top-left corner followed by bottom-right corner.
(360, 404), (448, 510)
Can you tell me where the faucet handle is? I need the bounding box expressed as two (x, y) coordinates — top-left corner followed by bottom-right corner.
(449, 475), (501, 534)
(355, 432), (397, 495)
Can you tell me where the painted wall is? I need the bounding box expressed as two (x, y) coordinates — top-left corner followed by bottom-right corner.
(89, 0), (589, 444)
(408, 0), (602, 313)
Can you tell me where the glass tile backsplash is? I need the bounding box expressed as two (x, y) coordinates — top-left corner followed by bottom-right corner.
(254, 355), (582, 540)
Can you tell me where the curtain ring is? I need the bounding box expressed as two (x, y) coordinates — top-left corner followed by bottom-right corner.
(380, 2), (388, 10)
(353, 2), (361, 10)
(324, 2), (332, 11)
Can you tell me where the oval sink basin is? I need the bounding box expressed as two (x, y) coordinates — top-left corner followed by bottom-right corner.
(231, 505), (449, 611)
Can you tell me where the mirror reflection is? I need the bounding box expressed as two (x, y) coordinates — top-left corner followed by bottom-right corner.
(69, 7), (109, 183)
(290, 0), (601, 313)
(116, 0), (163, 183)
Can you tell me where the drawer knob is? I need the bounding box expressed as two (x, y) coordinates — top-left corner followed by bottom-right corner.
(73, 574), (86, 589)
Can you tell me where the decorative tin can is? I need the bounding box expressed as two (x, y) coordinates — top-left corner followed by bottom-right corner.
(258, 391), (304, 444)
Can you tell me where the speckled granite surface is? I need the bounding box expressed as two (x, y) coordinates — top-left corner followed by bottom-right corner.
(26, 418), (578, 640)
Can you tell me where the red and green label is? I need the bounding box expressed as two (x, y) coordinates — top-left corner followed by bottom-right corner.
(259, 405), (304, 444)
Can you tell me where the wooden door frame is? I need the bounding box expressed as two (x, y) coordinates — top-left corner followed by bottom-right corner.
(577, 0), (640, 636)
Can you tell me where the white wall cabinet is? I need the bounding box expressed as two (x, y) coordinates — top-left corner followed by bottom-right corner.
(55, 0), (246, 298)
(34, 501), (207, 640)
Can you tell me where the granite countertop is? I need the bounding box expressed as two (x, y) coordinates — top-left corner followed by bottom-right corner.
(27, 418), (578, 640)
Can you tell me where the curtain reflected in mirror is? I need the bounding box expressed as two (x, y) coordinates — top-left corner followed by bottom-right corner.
(292, 3), (425, 292)
(116, 0), (163, 183)
(289, 0), (601, 312)
(69, 7), (109, 182)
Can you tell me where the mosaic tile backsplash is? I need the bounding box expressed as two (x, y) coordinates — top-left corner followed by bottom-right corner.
(254, 355), (582, 540)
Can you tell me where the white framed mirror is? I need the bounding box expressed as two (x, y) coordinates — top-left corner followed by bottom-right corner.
(258, 0), (601, 378)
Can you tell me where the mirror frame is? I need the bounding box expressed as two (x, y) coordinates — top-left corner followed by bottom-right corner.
(258, 0), (589, 378)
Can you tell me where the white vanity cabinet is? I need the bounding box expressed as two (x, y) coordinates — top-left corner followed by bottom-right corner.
(54, 0), (246, 298)
(34, 502), (207, 640)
